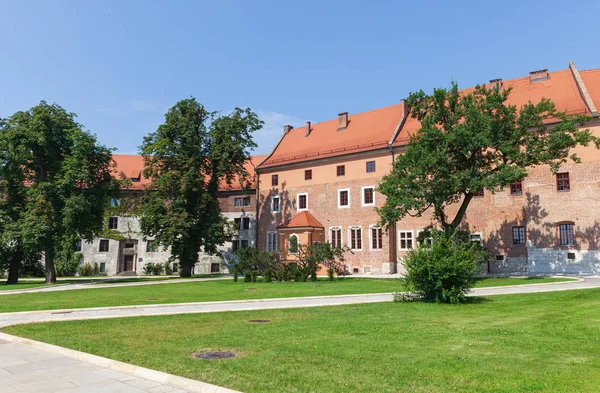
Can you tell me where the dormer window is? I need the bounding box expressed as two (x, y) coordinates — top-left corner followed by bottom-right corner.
(131, 177), (140, 183)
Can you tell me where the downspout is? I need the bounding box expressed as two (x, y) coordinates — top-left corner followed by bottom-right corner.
(255, 172), (261, 249)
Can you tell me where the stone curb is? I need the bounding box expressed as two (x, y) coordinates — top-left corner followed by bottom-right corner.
(0, 331), (242, 393)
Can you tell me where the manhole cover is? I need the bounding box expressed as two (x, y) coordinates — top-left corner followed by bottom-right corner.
(249, 319), (271, 323)
(192, 351), (236, 360)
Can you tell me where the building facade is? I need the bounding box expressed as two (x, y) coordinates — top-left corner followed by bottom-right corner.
(79, 154), (262, 276)
(255, 62), (600, 275)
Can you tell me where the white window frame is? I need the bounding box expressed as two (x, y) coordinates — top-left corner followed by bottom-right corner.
(288, 233), (300, 254)
(369, 225), (383, 251)
(329, 226), (343, 248)
(361, 186), (375, 207)
(271, 195), (280, 213)
(349, 226), (363, 251)
(398, 230), (414, 251)
(267, 231), (278, 252)
(338, 188), (351, 209)
(470, 233), (483, 246)
(416, 230), (433, 247)
(296, 192), (308, 212)
(234, 197), (243, 208)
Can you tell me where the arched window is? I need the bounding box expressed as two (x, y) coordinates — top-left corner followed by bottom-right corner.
(288, 234), (299, 254)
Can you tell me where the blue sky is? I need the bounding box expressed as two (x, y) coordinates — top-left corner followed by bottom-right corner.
(1, 0), (599, 155)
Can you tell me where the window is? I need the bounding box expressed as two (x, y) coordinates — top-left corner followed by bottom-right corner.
(234, 217), (242, 230)
(512, 226), (526, 245)
(370, 226), (383, 250)
(496, 255), (504, 261)
(559, 223), (575, 246)
(74, 239), (82, 252)
(330, 227), (342, 248)
(557, 172), (570, 192)
(234, 197), (243, 207)
(242, 217), (250, 230)
(305, 169), (312, 180)
(110, 198), (120, 207)
(147, 240), (159, 252)
(288, 234), (299, 254)
(362, 186), (375, 206)
(211, 263), (220, 273)
(510, 182), (523, 196)
(470, 234), (482, 246)
(474, 189), (485, 197)
(232, 240), (240, 252)
(297, 193), (308, 211)
(241, 240), (249, 248)
(243, 197), (251, 207)
(336, 165), (345, 177)
(267, 232), (278, 252)
(99, 239), (109, 252)
(567, 252), (576, 260)
(416, 230), (433, 247)
(399, 231), (413, 250)
(271, 196), (280, 213)
(338, 189), (350, 208)
(272, 174), (279, 186)
(100, 263), (105, 273)
(108, 216), (118, 230)
(349, 227), (362, 250)
(366, 161), (376, 173)
(172, 263), (179, 273)
(131, 177), (140, 183)
(363, 266), (372, 274)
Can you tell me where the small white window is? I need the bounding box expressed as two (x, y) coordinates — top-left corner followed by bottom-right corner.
(234, 197), (243, 207)
(338, 188), (350, 208)
(267, 231), (278, 252)
(349, 227), (362, 251)
(297, 193), (308, 211)
(330, 226), (342, 248)
(370, 225), (383, 250)
(470, 233), (482, 246)
(399, 230), (413, 250)
(362, 186), (375, 206)
(416, 230), (433, 247)
(271, 196), (280, 213)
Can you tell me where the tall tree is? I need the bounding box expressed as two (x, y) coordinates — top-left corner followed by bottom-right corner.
(378, 82), (599, 231)
(140, 98), (263, 277)
(0, 101), (118, 283)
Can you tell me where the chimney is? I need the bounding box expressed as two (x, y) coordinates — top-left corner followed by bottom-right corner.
(337, 112), (348, 130)
(305, 121), (311, 137)
(283, 125), (293, 134)
(529, 69), (549, 83)
(489, 78), (503, 89)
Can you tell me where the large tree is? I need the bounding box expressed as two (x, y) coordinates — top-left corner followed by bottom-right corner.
(0, 102), (118, 283)
(139, 98), (263, 277)
(378, 82), (599, 231)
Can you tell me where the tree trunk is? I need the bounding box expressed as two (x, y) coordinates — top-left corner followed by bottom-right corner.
(44, 250), (57, 284)
(6, 251), (22, 285)
(180, 263), (193, 278)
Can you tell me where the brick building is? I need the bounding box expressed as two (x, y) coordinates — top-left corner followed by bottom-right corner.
(255, 62), (600, 275)
(79, 154), (263, 276)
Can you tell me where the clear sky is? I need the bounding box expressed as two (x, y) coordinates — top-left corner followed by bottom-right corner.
(1, 0), (599, 155)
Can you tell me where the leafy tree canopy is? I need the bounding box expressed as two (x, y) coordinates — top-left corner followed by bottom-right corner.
(378, 82), (599, 231)
(139, 98), (263, 277)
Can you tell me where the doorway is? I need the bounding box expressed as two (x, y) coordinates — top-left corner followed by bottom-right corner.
(124, 255), (134, 271)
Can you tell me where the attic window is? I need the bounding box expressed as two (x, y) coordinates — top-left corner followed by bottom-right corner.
(529, 69), (549, 83)
(131, 177), (140, 183)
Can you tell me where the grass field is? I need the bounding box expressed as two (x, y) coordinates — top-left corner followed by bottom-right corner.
(0, 276), (185, 292)
(5, 288), (599, 393)
(0, 276), (573, 313)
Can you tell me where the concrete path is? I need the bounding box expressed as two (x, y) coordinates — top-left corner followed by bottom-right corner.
(1, 277), (599, 393)
(0, 277), (229, 296)
(1, 277), (598, 329)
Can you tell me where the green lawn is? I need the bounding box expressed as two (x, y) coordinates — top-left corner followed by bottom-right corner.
(0, 276), (183, 292)
(0, 276), (572, 313)
(5, 288), (599, 393)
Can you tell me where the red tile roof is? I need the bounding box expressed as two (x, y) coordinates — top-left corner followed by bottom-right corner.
(277, 211), (324, 229)
(393, 67), (599, 147)
(112, 154), (265, 191)
(259, 103), (406, 168)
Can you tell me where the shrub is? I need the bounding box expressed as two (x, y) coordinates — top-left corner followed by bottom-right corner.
(164, 261), (173, 275)
(77, 262), (94, 277)
(56, 252), (82, 277)
(143, 263), (154, 275)
(403, 229), (487, 304)
(244, 271), (252, 282)
(151, 263), (164, 276)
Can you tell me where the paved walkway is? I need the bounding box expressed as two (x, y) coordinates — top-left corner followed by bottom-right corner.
(1, 277), (599, 393)
(0, 277), (229, 296)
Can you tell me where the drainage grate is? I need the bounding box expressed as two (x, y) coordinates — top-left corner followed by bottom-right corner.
(192, 351), (236, 360)
(249, 319), (271, 323)
(51, 311), (73, 315)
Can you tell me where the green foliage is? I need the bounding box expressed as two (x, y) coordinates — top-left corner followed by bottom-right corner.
(164, 261), (173, 275)
(151, 263), (164, 276)
(143, 263), (154, 275)
(378, 83), (599, 230)
(77, 263), (95, 277)
(295, 242), (349, 282)
(139, 98), (263, 277)
(0, 101), (119, 283)
(403, 230), (487, 303)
